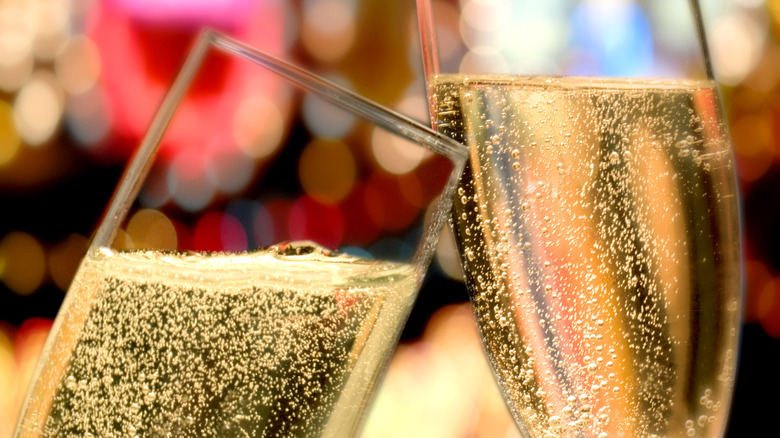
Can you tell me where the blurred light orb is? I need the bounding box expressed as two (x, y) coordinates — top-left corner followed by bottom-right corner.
(48, 233), (88, 292)
(647, 0), (698, 57)
(0, 101), (21, 166)
(55, 35), (102, 95)
(299, 139), (356, 204)
(194, 211), (247, 252)
(31, 0), (70, 60)
(168, 150), (216, 212)
(459, 47), (509, 75)
(139, 164), (172, 208)
(0, 51), (33, 93)
(207, 148), (256, 194)
(430, 0), (465, 73)
(711, 12), (767, 85)
(371, 127), (428, 175)
(254, 200), (286, 248)
(302, 77), (356, 139)
(0, 232), (46, 296)
(126, 209), (178, 251)
(65, 85), (112, 147)
(226, 199), (261, 248)
(435, 219), (464, 281)
(301, 0), (356, 62)
(0, 3), (35, 67)
(570, 1), (652, 76)
(220, 213), (248, 252)
(13, 71), (64, 146)
(232, 94), (285, 159)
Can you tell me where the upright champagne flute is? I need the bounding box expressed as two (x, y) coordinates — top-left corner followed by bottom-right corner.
(14, 29), (466, 438)
(417, 1), (742, 437)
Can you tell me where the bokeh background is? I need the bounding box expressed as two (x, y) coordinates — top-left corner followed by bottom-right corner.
(0, 0), (778, 437)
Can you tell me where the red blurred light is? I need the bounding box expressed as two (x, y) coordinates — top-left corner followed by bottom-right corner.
(220, 213), (248, 252)
(339, 183), (381, 246)
(364, 172), (420, 232)
(193, 211), (224, 251)
(288, 196), (344, 250)
(192, 211), (249, 253)
(255, 199), (292, 247)
(86, 0), (288, 162)
(14, 318), (53, 365)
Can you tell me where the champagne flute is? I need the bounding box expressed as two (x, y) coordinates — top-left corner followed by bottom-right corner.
(417, 1), (742, 437)
(14, 29), (466, 438)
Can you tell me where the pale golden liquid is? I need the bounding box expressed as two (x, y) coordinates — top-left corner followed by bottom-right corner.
(15, 243), (417, 438)
(434, 75), (742, 438)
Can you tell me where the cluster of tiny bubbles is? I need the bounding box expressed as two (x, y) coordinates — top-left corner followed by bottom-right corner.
(40, 244), (398, 437)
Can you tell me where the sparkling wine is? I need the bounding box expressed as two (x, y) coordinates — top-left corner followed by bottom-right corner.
(15, 242), (417, 438)
(435, 75), (741, 438)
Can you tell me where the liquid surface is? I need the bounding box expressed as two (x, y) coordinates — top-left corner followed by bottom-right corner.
(15, 242), (417, 438)
(435, 75), (742, 438)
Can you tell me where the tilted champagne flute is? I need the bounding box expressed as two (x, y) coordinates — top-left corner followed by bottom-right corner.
(14, 29), (466, 438)
(417, 1), (742, 437)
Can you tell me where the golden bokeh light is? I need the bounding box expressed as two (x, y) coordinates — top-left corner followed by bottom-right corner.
(0, 327), (15, 438)
(48, 233), (88, 292)
(13, 71), (64, 146)
(0, 101), (21, 166)
(125, 209), (178, 251)
(0, 231), (46, 296)
(298, 139), (357, 204)
(112, 229), (135, 251)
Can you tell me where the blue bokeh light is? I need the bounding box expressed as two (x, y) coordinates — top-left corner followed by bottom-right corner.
(569, 1), (653, 76)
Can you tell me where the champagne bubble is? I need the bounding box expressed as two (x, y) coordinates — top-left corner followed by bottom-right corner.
(521, 203), (530, 211)
(65, 376), (77, 390)
(698, 415), (708, 427)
